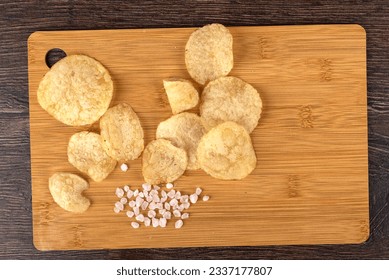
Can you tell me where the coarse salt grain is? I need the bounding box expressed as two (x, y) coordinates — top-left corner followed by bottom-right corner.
(202, 195), (210, 201)
(141, 201), (149, 210)
(126, 211), (134, 218)
(135, 197), (143, 207)
(123, 185), (130, 192)
(133, 189), (139, 197)
(131, 222), (139, 229)
(169, 198), (178, 206)
(167, 190), (175, 198)
(153, 194), (160, 203)
(149, 202), (156, 210)
(181, 213), (189, 219)
(153, 185), (160, 190)
(152, 218), (159, 227)
(166, 182), (174, 189)
(175, 191), (181, 199)
(148, 210), (156, 218)
(161, 190), (167, 197)
(142, 183), (151, 191)
(160, 196), (167, 203)
(120, 197), (128, 204)
(114, 207), (120, 213)
(159, 218), (167, 227)
(120, 163), (129, 172)
(183, 202), (190, 209)
(133, 207), (140, 216)
(195, 187), (202, 195)
(115, 201), (124, 211)
(129, 200), (136, 208)
(173, 210), (181, 217)
(164, 202), (171, 210)
(116, 188), (124, 198)
(144, 217), (151, 227)
(190, 194), (198, 204)
(175, 220), (183, 229)
(127, 190), (134, 198)
(136, 214), (145, 222)
(163, 211), (171, 219)
(177, 204), (184, 212)
(146, 195), (153, 202)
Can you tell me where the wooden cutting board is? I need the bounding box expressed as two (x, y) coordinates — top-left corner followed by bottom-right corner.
(28, 25), (368, 250)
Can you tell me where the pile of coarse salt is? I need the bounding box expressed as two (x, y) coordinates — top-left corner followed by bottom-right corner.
(114, 182), (210, 229)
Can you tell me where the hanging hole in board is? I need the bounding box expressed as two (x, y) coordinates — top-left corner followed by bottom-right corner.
(45, 48), (67, 68)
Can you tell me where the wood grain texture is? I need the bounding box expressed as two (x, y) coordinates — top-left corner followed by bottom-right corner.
(0, 0), (388, 259)
(28, 25), (368, 250)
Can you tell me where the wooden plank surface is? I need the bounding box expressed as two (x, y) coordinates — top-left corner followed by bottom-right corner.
(27, 25), (368, 250)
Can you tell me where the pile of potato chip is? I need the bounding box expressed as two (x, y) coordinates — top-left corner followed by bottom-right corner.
(37, 23), (262, 214)
(38, 55), (145, 213)
(146, 23), (262, 183)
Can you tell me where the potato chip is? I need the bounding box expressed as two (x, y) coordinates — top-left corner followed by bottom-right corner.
(185, 23), (233, 85)
(200, 76), (262, 133)
(37, 54), (113, 126)
(49, 172), (90, 213)
(142, 139), (188, 184)
(156, 112), (205, 170)
(197, 121), (256, 180)
(163, 78), (199, 114)
(100, 103), (144, 161)
(68, 131), (117, 182)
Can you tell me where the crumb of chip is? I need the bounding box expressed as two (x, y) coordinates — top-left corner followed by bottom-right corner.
(163, 78), (199, 114)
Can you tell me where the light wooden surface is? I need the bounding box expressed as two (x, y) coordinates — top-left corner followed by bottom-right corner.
(28, 25), (368, 251)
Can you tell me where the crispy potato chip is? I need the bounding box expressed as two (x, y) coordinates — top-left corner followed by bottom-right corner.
(37, 54), (113, 126)
(49, 172), (90, 213)
(185, 23), (233, 85)
(197, 121), (256, 180)
(156, 112), (205, 170)
(142, 139), (187, 184)
(200, 76), (262, 133)
(163, 79), (199, 114)
(68, 131), (117, 182)
(100, 103), (144, 161)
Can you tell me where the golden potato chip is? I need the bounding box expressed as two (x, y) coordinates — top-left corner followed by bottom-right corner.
(185, 23), (233, 85)
(163, 78), (199, 114)
(100, 103), (144, 161)
(156, 112), (205, 170)
(200, 76), (262, 133)
(142, 139), (187, 184)
(37, 54), (113, 126)
(68, 131), (117, 182)
(49, 172), (90, 213)
(197, 121), (256, 180)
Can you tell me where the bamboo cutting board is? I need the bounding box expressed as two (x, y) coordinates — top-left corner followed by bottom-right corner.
(28, 25), (368, 250)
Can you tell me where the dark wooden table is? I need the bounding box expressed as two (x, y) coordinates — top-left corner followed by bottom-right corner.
(1, 0), (388, 259)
